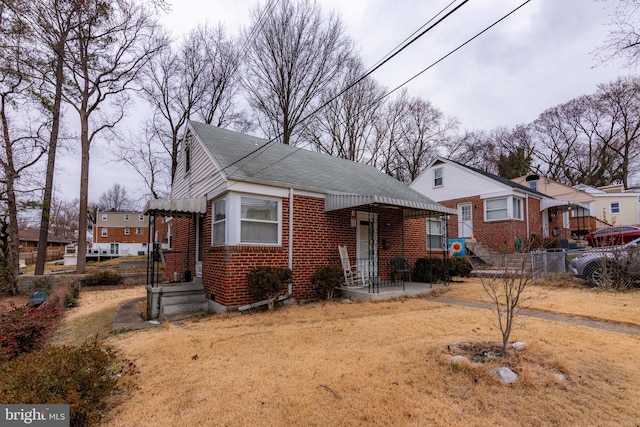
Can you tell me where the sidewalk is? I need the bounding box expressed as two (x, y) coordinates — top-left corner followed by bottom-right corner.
(111, 297), (161, 331)
(433, 297), (640, 337)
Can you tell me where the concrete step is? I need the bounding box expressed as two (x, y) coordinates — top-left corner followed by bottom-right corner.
(161, 301), (209, 317)
(161, 293), (206, 306)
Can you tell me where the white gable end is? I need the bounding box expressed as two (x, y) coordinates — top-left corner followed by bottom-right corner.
(411, 162), (509, 202)
(171, 131), (225, 199)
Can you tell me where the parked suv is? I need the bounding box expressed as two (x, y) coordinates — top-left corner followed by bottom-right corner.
(569, 237), (640, 287)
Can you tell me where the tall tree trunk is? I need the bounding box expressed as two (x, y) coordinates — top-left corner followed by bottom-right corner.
(0, 96), (20, 295)
(35, 41), (66, 275)
(76, 111), (90, 274)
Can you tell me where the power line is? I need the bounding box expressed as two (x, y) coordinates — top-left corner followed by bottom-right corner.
(219, 0), (535, 189)
(220, 0), (471, 175)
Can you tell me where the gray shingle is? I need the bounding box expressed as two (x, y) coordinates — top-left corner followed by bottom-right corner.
(190, 121), (448, 209)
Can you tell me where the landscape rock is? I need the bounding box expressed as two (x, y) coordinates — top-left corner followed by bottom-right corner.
(450, 355), (470, 365)
(511, 342), (526, 351)
(554, 373), (567, 382)
(493, 367), (518, 384)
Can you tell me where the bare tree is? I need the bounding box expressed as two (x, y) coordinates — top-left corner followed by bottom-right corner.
(62, 0), (165, 273)
(596, 0), (640, 67)
(49, 197), (79, 240)
(373, 90), (457, 183)
(480, 239), (535, 356)
(98, 183), (133, 211)
(21, 0), (79, 275)
(592, 76), (640, 188)
(0, 1), (48, 294)
(242, 0), (352, 145)
(137, 23), (245, 184)
(301, 55), (385, 162)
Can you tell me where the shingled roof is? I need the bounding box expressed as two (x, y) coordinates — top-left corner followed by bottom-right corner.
(190, 121), (455, 215)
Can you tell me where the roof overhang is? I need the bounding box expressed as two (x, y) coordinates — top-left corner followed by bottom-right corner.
(324, 194), (456, 217)
(143, 197), (207, 217)
(540, 199), (591, 212)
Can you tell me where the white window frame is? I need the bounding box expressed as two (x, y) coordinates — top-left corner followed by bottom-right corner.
(124, 214), (130, 221)
(212, 198), (226, 245)
(139, 214), (144, 221)
(433, 167), (443, 187)
(610, 201), (621, 214)
(185, 144), (191, 173)
(426, 218), (444, 250)
(484, 196), (524, 221)
(512, 197), (523, 220)
(101, 228), (107, 237)
(136, 228), (142, 235)
(124, 227), (130, 235)
(101, 214), (107, 221)
(529, 181), (537, 191)
(239, 196), (280, 245)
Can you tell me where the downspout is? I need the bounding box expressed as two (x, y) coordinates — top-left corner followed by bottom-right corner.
(288, 188), (294, 295)
(526, 194), (530, 237)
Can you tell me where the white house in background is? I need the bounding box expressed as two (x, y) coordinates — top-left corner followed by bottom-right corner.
(574, 184), (640, 227)
(410, 157), (553, 254)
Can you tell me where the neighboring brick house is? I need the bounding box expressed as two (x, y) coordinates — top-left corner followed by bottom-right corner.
(18, 229), (71, 251)
(411, 157), (556, 254)
(93, 210), (150, 256)
(144, 121), (455, 312)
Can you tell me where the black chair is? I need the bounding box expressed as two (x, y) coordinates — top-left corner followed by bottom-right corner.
(390, 256), (412, 283)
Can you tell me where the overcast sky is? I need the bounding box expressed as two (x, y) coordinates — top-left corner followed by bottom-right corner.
(54, 0), (632, 206)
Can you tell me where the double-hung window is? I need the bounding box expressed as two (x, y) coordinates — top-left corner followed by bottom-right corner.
(240, 197), (278, 244)
(485, 196), (524, 221)
(427, 218), (444, 250)
(124, 227), (130, 235)
(610, 202), (621, 214)
(433, 168), (443, 187)
(212, 199), (226, 245)
(485, 198), (509, 220)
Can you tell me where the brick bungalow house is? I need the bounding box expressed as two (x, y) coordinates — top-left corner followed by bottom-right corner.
(410, 157), (557, 254)
(144, 121), (455, 313)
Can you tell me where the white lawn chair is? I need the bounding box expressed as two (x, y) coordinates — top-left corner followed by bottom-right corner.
(338, 245), (367, 288)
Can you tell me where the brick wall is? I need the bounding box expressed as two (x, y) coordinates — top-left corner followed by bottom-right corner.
(439, 196), (545, 254)
(171, 194), (434, 308)
(94, 226), (149, 244)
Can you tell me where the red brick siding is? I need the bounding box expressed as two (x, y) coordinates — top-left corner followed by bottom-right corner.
(171, 194), (433, 308)
(164, 216), (197, 281)
(438, 196), (545, 254)
(94, 227), (149, 244)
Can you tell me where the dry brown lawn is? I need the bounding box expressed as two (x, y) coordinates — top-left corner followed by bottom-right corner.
(446, 277), (640, 326)
(44, 278), (639, 427)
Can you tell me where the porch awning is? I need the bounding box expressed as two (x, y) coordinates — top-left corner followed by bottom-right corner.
(540, 199), (591, 212)
(324, 194), (456, 216)
(143, 197), (207, 217)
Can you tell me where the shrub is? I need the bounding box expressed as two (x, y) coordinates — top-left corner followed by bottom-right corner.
(0, 303), (61, 362)
(312, 265), (343, 300)
(449, 257), (473, 278)
(247, 266), (292, 310)
(0, 341), (132, 427)
(81, 271), (123, 287)
(415, 258), (448, 283)
(414, 257), (474, 283)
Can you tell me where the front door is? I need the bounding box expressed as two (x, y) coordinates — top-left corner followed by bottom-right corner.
(458, 203), (473, 238)
(356, 211), (378, 280)
(110, 243), (119, 255)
